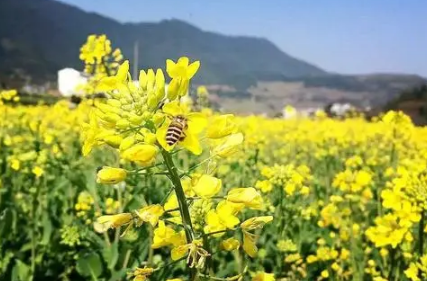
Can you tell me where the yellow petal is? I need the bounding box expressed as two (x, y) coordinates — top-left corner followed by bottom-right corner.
(177, 57), (190, 67)
(187, 113), (207, 134)
(206, 114), (236, 139)
(162, 100), (184, 116)
(221, 238), (240, 251)
(213, 133), (244, 158)
(187, 61), (200, 79)
(180, 132), (202, 155)
(97, 213), (133, 228)
(241, 216), (274, 230)
(171, 245), (189, 261)
(146, 69), (155, 90)
(243, 232), (257, 258)
(156, 69), (165, 86)
(216, 202), (240, 228)
(96, 77), (119, 92)
(178, 79), (189, 97)
(93, 222), (110, 233)
(192, 175), (222, 198)
(166, 59), (178, 78)
(116, 60), (129, 82)
(82, 139), (95, 156)
(167, 78), (180, 100)
(227, 188), (263, 210)
(204, 210), (226, 236)
(136, 204), (165, 227)
(139, 70), (147, 89)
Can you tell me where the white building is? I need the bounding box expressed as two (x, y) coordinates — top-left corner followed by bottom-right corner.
(58, 69), (171, 97)
(329, 103), (355, 117)
(57, 68), (88, 97)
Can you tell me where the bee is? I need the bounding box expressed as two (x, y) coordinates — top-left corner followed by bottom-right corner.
(166, 115), (188, 146)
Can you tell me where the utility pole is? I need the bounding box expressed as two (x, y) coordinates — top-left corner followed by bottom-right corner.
(133, 40), (139, 79)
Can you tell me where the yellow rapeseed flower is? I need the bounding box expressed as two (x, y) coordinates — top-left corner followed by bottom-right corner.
(221, 238), (240, 251)
(206, 114), (237, 139)
(96, 213), (133, 231)
(152, 220), (184, 249)
(191, 174), (222, 198)
(252, 271), (275, 281)
(135, 204), (164, 227)
(156, 101), (207, 155)
(227, 188), (263, 210)
(166, 57), (200, 99)
(212, 133), (244, 158)
(96, 166), (127, 184)
(32, 166), (44, 178)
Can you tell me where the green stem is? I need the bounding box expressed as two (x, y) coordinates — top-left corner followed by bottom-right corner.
(114, 187), (123, 244)
(278, 185), (285, 236)
(419, 211), (425, 257)
(30, 178), (42, 277)
(161, 150), (194, 241)
(388, 247), (396, 280)
(30, 205), (36, 277)
(418, 211), (425, 280)
(148, 225), (154, 265)
(161, 149), (197, 280)
(202, 235), (214, 275)
(122, 249), (131, 269)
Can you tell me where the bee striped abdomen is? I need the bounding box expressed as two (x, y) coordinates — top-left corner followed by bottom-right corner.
(166, 116), (187, 146)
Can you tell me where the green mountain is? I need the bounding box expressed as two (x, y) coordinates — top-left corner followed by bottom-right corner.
(0, 0), (326, 85)
(1, 0), (425, 112)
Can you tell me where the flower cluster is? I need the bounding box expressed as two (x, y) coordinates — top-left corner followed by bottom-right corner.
(0, 89), (19, 103)
(81, 56), (272, 280)
(78, 34), (124, 95)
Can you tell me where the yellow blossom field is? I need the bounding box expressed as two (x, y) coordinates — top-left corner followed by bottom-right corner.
(1, 35), (427, 281)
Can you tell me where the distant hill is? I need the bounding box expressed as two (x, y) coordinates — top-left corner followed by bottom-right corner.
(0, 0), (425, 113)
(0, 0), (326, 85)
(381, 84), (427, 125)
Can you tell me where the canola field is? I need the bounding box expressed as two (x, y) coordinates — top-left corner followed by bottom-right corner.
(1, 35), (427, 281)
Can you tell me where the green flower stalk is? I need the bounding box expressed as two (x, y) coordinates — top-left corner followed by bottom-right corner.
(161, 149), (195, 242)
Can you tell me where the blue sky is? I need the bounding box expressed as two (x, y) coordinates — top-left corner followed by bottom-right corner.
(58, 0), (427, 76)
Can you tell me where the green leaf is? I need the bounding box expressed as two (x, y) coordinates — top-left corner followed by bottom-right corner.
(19, 243), (32, 253)
(102, 242), (119, 270)
(11, 260), (31, 281)
(1, 251), (14, 275)
(108, 269), (127, 281)
(76, 253), (103, 278)
(84, 171), (97, 195)
(0, 208), (13, 238)
(40, 212), (52, 246)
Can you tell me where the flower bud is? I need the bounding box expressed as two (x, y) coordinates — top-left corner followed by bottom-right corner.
(96, 213), (132, 229)
(221, 238), (240, 251)
(97, 166), (127, 184)
(121, 144), (157, 166)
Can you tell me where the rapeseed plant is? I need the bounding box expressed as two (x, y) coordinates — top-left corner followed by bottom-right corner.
(2, 34), (427, 281)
